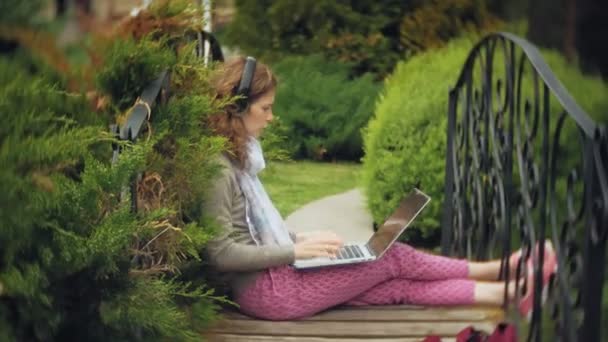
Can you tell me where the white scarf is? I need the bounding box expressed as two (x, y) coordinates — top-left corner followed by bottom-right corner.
(236, 138), (293, 246)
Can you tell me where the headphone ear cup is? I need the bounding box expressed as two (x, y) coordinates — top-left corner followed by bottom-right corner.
(234, 96), (248, 116)
(233, 56), (257, 117)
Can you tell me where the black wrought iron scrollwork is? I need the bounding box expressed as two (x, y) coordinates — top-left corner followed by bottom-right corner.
(441, 32), (607, 341)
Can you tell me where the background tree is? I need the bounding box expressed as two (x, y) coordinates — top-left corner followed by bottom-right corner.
(527, 0), (570, 54)
(528, 0), (608, 78)
(486, 0), (528, 21)
(225, 0), (495, 78)
(575, 0), (608, 78)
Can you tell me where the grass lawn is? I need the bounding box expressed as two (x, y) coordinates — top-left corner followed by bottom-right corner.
(259, 161), (362, 217)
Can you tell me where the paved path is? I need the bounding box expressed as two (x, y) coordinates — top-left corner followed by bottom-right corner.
(285, 188), (374, 242)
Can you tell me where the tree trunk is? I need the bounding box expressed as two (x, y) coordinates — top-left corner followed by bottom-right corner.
(56, 0), (68, 16)
(527, 0), (568, 51)
(563, 0), (576, 62)
(576, 0), (608, 78)
(487, 0), (528, 20)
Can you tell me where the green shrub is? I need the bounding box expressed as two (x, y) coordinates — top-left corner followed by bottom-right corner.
(0, 3), (230, 340)
(0, 57), (227, 342)
(399, 0), (497, 55)
(362, 34), (608, 242)
(224, 0), (402, 77)
(362, 37), (474, 239)
(259, 116), (295, 163)
(96, 36), (177, 111)
(225, 0), (495, 77)
(273, 54), (380, 161)
(0, 0), (44, 26)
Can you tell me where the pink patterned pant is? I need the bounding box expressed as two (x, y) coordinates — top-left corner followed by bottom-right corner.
(236, 242), (475, 320)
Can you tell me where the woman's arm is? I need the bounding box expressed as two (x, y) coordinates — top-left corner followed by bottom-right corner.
(208, 227), (343, 270)
(203, 160), (343, 270)
(206, 229), (294, 272)
(203, 162), (295, 272)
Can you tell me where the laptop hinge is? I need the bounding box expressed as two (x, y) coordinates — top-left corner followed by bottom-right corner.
(365, 243), (375, 257)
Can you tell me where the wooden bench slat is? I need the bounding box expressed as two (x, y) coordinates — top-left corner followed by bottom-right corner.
(205, 334), (457, 342)
(208, 320), (497, 337)
(221, 306), (503, 322)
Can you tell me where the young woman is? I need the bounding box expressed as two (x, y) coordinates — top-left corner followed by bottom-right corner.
(203, 56), (557, 321)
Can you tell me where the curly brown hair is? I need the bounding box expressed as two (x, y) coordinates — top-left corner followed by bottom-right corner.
(208, 56), (277, 169)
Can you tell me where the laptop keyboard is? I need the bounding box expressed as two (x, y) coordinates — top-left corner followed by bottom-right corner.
(336, 245), (365, 260)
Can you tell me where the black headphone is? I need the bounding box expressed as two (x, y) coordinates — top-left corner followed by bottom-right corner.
(233, 56), (257, 115)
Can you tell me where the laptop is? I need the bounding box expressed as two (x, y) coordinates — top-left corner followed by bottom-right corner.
(293, 188), (431, 269)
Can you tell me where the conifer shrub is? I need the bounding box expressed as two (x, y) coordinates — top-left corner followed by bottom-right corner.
(0, 1), (232, 340)
(362, 35), (608, 243)
(96, 37), (177, 111)
(224, 0), (405, 76)
(272, 54), (380, 160)
(399, 0), (497, 55)
(225, 0), (496, 77)
(0, 0), (44, 26)
(259, 117), (295, 163)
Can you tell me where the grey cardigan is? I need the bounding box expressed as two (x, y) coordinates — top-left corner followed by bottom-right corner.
(203, 155), (296, 297)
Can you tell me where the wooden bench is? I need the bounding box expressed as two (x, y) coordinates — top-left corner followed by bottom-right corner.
(205, 305), (504, 341)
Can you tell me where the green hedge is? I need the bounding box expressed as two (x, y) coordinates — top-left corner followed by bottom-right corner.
(0, 0), (43, 26)
(362, 37), (474, 239)
(0, 2), (229, 340)
(362, 35), (608, 241)
(272, 54), (380, 161)
(224, 0), (495, 78)
(96, 37), (177, 111)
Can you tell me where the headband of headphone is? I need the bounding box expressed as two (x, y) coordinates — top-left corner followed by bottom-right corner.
(233, 56), (257, 114)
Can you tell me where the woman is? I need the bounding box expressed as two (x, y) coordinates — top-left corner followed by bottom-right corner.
(204, 56), (556, 321)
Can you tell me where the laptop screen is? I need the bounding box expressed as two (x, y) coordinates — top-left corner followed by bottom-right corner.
(366, 189), (431, 257)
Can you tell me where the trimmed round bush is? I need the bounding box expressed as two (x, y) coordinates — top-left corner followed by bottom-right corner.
(362, 35), (608, 241)
(363, 37), (476, 240)
(272, 54), (380, 161)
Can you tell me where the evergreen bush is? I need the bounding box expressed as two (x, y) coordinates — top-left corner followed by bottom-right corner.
(272, 54), (380, 160)
(0, 0), (44, 26)
(225, 0), (496, 77)
(362, 35), (608, 243)
(259, 116), (295, 163)
(0, 1), (233, 340)
(96, 37), (177, 111)
(224, 0), (400, 76)
(399, 0), (497, 56)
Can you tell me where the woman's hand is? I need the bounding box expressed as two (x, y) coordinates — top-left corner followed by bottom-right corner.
(293, 232), (344, 260)
(295, 230), (342, 244)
